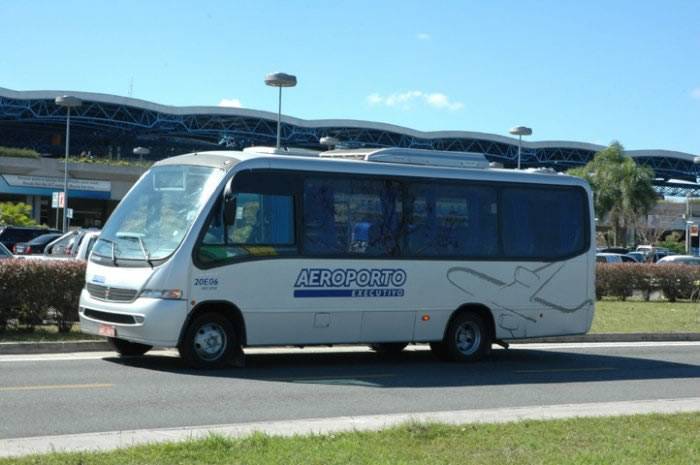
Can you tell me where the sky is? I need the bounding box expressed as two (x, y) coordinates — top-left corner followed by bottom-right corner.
(2, 0), (699, 154)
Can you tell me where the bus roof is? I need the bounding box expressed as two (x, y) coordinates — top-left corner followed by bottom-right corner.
(153, 148), (590, 189)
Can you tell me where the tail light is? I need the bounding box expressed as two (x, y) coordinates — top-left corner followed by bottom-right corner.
(65, 246), (72, 256)
(12, 245), (16, 253)
(25, 245), (32, 254)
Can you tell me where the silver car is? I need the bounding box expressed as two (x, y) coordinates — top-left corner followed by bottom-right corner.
(656, 255), (700, 265)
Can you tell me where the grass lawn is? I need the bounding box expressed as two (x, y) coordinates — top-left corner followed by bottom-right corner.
(591, 300), (700, 334)
(1, 413), (698, 465)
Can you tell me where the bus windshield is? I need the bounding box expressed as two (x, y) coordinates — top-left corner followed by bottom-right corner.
(93, 165), (224, 264)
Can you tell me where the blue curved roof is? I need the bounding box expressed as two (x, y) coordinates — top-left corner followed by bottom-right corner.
(1, 87), (698, 195)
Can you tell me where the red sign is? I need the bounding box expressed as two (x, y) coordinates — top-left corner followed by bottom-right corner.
(691, 225), (698, 237)
(58, 192), (65, 208)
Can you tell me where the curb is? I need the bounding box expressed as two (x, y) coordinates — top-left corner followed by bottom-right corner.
(1, 333), (699, 355)
(509, 333), (700, 344)
(0, 341), (110, 354)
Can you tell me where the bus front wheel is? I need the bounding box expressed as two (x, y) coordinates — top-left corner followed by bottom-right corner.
(179, 313), (237, 369)
(444, 312), (491, 362)
(107, 337), (152, 356)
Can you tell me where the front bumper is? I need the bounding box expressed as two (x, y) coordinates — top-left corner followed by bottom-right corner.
(78, 288), (188, 347)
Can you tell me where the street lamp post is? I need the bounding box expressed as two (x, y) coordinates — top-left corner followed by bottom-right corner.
(508, 126), (533, 170)
(55, 95), (82, 232)
(686, 194), (692, 254)
(133, 146), (150, 162)
(264, 72), (297, 150)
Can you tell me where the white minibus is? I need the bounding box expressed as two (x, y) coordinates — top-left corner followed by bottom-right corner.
(78, 147), (595, 368)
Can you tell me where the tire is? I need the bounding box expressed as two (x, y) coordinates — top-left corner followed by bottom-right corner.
(369, 342), (408, 353)
(106, 337), (152, 356)
(178, 313), (236, 369)
(444, 312), (491, 362)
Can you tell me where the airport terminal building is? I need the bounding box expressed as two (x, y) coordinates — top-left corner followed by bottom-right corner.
(1, 87), (698, 228)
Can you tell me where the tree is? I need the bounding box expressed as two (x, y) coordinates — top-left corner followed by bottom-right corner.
(568, 142), (657, 245)
(0, 202), (38, 227)
(635, 201), (678, 248)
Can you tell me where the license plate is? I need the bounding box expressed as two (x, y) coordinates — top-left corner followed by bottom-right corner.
(99, 324), (116, 337)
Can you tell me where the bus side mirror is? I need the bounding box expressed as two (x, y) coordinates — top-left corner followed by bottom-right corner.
(223, 184), (238, 226)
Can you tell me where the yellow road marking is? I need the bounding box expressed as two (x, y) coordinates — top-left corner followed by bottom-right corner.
(514, 367), (616, 374)
(0, 383), (114, 392)
(265, 374), (395, 382)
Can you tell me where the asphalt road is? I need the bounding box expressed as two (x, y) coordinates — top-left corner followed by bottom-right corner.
(0, 342), (698, 440)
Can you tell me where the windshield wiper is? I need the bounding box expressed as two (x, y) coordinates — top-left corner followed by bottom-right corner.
(97, 238), (118, 266)
(117, 233), (154, 268)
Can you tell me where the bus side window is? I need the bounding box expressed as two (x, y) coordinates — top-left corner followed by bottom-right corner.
(303, 177), (402, 257)
(405, 183), (497, 257)
(502, 187), (585, 259)
(197, 192), (295, 265)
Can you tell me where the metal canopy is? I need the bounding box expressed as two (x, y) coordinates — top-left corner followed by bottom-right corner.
(0, 93), (698, 193)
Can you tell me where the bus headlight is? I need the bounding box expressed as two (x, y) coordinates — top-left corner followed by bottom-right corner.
(140, 289), (183, 300)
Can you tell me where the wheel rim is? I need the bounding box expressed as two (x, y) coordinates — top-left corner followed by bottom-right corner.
(193, 323), (227, 361)
(455, 321), (481, 355)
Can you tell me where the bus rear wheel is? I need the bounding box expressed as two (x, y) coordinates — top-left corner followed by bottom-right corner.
(444, 312), (491, 362)
(369, 342), (408, 353)
(179, 313), (236, 369)
(107, 337), (152, 356)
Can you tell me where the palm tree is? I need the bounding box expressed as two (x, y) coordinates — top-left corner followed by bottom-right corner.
(568, 142), (656, 245)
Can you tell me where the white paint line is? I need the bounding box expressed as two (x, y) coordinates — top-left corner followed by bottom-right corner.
(0, 397), (698, 458)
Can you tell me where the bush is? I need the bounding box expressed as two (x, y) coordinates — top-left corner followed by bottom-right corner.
(596, 263), (700, 302)
(0, 259), (86, 333)
(0, 146), (39, 159)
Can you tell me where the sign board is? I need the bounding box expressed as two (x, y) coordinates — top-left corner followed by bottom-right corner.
(692, 224), (698, 237)
(67, 208), (73, 219)
(2, 175), (111, 192)
(58, 192), (65, 208)
(52, 192), (59, 208)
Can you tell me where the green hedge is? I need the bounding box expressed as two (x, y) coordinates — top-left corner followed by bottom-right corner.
(0, 259), (86, 333)
(596, 263), (700, 302)
(0, 146), (39, 159)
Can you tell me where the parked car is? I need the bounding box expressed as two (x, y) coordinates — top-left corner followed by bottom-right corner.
(45, 229), (99, 257)
(626, 251), (646, 262)
(596, 253), (624, 263)
(656, 255), (700, 265)
(12, 232), (63, 255)
(73, 230), (100, 260)
(0, 242), (13, 259)
(600, 247), (629, 255)
(0, 226), (61, 252)
(635, 245), (671, 254)
(626, 250), (671, 263)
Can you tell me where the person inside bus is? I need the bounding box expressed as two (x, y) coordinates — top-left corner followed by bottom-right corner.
(230, 201), (261, 244)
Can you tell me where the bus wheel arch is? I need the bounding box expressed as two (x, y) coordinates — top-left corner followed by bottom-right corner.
(433, 304), (495, 362)
(178, 300), (247, 369)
